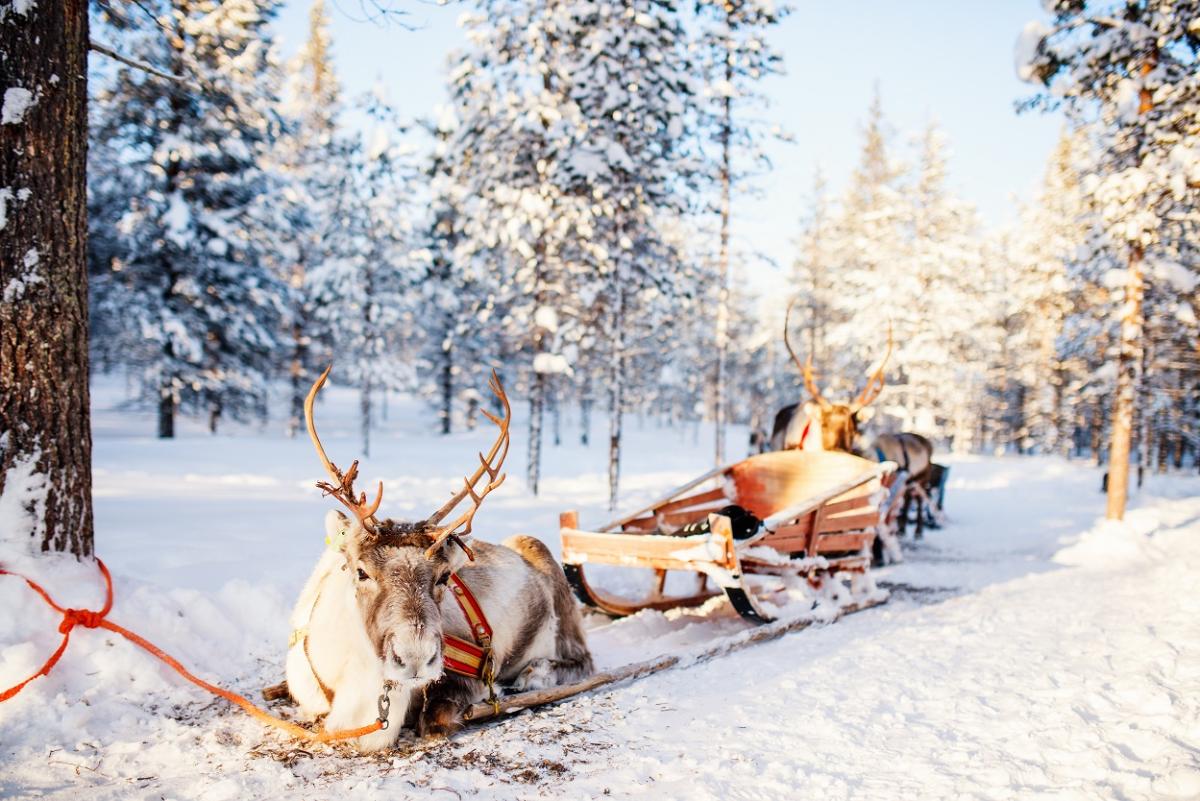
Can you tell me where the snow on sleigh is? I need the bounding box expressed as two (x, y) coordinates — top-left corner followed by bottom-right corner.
(560, 450), (900, 624)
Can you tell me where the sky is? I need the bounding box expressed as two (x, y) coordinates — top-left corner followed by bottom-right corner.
(275, 0), (1063, 293)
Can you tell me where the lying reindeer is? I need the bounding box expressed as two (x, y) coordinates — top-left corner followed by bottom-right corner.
(286, 367), (593, 750)
(770, 301), (936, 552)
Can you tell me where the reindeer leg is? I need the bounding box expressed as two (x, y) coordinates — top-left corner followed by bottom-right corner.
(899, 489), (911, 538)
(914, 494), (924, 540)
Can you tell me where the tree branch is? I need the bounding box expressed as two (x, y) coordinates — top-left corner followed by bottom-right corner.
(89, 40), (201, 92)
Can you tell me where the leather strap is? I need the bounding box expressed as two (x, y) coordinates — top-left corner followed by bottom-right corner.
(442, 574), (494, 680)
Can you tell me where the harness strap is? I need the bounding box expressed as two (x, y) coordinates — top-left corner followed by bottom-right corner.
(442, 574), (494, 680)
(798, 417), (813, 448)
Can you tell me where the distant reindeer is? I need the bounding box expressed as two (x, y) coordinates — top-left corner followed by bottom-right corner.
(769, 301), (936, 545)
(286, 368), (593, 750)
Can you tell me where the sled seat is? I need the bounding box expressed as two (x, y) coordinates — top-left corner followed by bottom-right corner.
(560, 450), (896, 623)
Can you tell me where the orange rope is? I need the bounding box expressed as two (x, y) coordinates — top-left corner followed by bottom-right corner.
(0, 559), (383, 743)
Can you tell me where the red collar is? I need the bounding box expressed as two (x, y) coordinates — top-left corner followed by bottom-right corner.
(442, 574), (494, 680)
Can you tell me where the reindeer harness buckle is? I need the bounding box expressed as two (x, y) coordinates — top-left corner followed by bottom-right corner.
(377, 680), (395, 730)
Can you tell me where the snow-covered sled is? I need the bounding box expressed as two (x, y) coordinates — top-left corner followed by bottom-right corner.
(560, 450), (899, 623)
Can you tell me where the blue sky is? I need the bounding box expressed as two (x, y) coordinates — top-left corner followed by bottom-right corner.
(275, 0), (1061, 287)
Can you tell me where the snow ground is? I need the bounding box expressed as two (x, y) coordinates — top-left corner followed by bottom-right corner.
(2, 378), (1199, 800)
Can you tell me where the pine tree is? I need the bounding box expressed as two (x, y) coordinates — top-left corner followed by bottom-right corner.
(895, 123), (989, 449)
(694, 0), (788, 465)
(788, 169), (839, 371)
(444, 0), (586, 495)
(1020, 0), (1200, 516)
(818, 90), (908, 399)
(305, 88), (419, 457)
(277, 0), (342, 436)
(89, 0), (291, 437)
(1007, 129), (1091, 454)
(558, 0), (701, 506)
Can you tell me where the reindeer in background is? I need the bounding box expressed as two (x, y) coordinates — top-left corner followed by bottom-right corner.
(769, 300), (938, 545)
(285, 367), (593, 750)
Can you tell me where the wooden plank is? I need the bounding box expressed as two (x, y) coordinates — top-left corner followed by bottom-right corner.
(817, 511), (879, 534)
(561, 528), (733, 571)
(813, 532), (873, 553)
(658, 506), (726, 528)
(621, 517), (658, 532)
(461, 595), (890, 724)
(597, 464), (732, 532)
(654, 487), (728, 515)
(760, 468), (885, 530)
(820, 495), (873, 516)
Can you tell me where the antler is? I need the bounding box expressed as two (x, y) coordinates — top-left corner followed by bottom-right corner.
(784, 296), (829, 408)
(305, 365), (383, 534)
(424, 370), (511, 559)
(851, 322), (895, 412)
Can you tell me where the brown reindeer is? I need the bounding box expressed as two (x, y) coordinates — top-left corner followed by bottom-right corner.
(286, 367), (593, 749)
(769, 300), (935, 545)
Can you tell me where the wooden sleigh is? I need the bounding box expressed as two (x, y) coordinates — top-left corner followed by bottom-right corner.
(560, 450), (900, 624)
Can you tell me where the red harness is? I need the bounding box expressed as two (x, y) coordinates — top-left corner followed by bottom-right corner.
(442, 574), (494, 681)
(798, 417), (813, 448)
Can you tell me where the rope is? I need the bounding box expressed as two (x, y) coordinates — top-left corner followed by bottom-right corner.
(0, 559), (384, 743)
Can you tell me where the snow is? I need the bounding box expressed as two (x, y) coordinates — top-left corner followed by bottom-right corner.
(0, 446), (47, 550)
(2, 247), (44, 303)
(2, 381), (1199, 799)
(2, 87), (35, 124)
(1013, 20), (1051, 83)
(532, 352), (571, 375)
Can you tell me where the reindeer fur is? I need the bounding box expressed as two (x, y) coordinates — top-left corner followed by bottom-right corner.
(286, 511), (594, 750)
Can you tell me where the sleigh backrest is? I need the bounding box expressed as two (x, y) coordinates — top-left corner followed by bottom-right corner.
(617, 450), (884, 538)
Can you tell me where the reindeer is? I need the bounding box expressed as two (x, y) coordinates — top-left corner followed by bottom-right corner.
(769, 301), (936, 553)
(285, 367), (593, 750)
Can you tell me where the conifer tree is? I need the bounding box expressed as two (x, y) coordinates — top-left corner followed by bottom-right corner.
(1020, 0), (1200, 516)
(694, 0), (787, 465)
(89, 0), (291, 437)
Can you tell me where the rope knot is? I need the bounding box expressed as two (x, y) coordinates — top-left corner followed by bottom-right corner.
(61, 608), (105, 633)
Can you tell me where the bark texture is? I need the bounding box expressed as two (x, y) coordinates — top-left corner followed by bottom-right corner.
(0, 0), (94, 556)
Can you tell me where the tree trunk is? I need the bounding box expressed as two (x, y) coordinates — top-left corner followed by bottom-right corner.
(528, 372), (544, 496)
(551, 383), (561, 447)
(713, 36), (733, 469)
(609, 285), (626, 510)
(158, 379), (175, 439)
(580, 396), (592, 447)
(361, 374), (372, 458)
(287, 318), (307, 438)
(0, 0), (93, 557)
(439, 338), (453, 435)
(1105, 247), (1144, 520)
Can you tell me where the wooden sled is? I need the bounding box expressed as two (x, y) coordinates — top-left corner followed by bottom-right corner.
(560, 450), (899, 624)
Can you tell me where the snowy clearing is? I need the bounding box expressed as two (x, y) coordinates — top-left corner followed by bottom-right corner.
(2, 381), (1199, 800)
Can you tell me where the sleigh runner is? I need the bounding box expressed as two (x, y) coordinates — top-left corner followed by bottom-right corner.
(561, 449), (900, 623)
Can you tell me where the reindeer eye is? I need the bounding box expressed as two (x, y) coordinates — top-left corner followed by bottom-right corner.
(435, 573), (450, 587)
(357, 568), (369, 582)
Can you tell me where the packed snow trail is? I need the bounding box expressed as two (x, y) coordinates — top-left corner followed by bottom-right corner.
(2, 386), (1198, 800)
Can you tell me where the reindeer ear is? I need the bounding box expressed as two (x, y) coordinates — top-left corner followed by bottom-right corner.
(441, 536), (473, 574)
(324, 509), (353, 551)
(856, 406), (876, 424)
(802, 401), (822, 419)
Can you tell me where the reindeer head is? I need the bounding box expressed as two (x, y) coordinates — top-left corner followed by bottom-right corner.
(784, 299), (893, 453)
(305, 367), (510, 687)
